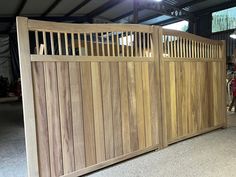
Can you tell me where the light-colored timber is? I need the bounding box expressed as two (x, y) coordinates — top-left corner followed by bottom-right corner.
(17, 17), (227, 177)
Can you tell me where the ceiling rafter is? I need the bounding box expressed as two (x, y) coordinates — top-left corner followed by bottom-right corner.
(113, 0), (205, 24)
(140, 1), (195, 22)
(41, 0), (63, 16)
(112, 10), (133, 22)
(65, 0), (92, 17)
(178, 0), (207, 9)
(86, 0), (126, 19)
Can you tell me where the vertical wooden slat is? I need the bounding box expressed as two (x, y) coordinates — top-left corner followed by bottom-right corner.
(167, 36), (170, 57)
(135, 32), (138, 57)
(183, 38), (186, 58)
(147, 33), (150, 57)
(173, 36), (176, 58)
(134, 62), (145, 149)
(80, 62), (96, 166)
(58, 32), (62, 55)
(43, 31), (47, 55)
(139, 32), (142, 57)
(90, 33), (94, 56)
(50, 32), (54, 55)
(68, 62), (86, 170)
(32, 62), (51, 177)
(35, 31), (39, 54)
(110, 63), (123, 156)
(65, 33), (69, 55)
(101, 62), (114, 159)
(131, 32), (134, 57)
(96, 33), (99, 56)
(122, 32), (124, 57)
(143, 33), (146, 57)
(186, 39), (189, 58)
(119, 62), (131, 153)
(78, 33), (82, 56)
(126, 31), (129, 57)
(102, 33), (105, 56)
(44, 62), (63, 177)
(116, 32), (119, 56)
(84, 33), (88, 56)
(91, 62), (106, 162)
(107, 32), (110, 56)
(112, 32), (115, 56)
(71, 33), (75, 56)
(127, 62), (139, 151)
(57, 62), (75, 173)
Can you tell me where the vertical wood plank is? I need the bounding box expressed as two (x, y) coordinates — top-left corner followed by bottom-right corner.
(80, 62), (96, 166)
(119, 62), (131, 153)
(58, 32), (62, 55)
(32, 62), (51, 177)
(127, 62), (139, 151)
(44, 62), (63, 177)
(57, 62), (75, 173)
(110, 63), (123, 156)
(65, 33), (69, 55)
(134, 62), (145, 149)
(101, 62), (114, 159)
(91, 62), (106, 162)
(149, 63), (159, 145)
(68, 62), (86, 170)
(142, 62), (152, 147)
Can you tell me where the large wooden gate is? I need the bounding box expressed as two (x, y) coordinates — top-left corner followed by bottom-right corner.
(161, 29), (227, 145)
(16, 17), (226, 177)
(17, 17), (162, 177)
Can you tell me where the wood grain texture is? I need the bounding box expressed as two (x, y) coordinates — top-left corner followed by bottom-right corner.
(68, 62), (86, 170)
(91, 62), (106, 162)
(44, 62), (63, 177)
(134, 63), (146, 149)
(101, 62), (114, 159)
(110, 63), (123, 157)
(32, 62), (51, 177)
(119, 62), (131, 154)
(80, 62), (96, 166)
(18, 18), (226, 177)
(127, 62), (139, 151)
(57, 62), (75, 174)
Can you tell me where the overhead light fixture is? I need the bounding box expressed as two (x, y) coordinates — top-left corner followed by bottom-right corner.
(155, 0), (162, 1)
(230, 30), (236, 39)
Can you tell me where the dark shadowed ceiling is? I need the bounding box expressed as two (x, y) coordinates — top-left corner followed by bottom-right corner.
(0, 0), (235, 33)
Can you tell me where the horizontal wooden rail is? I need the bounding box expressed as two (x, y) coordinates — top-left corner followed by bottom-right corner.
(28, 19), (154, 33)
(162, 57), (224, 62)
(61, 145), (159, 177)
(31, 55), (154, 62)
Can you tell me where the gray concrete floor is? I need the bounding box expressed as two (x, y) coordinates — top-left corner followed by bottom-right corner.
(0, 102), (26, 177)
(0, 102), (236, 177)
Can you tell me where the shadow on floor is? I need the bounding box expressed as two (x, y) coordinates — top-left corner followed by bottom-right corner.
(0, 102), (27, 177)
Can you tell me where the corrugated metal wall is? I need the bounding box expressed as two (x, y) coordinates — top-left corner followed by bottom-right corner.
(211, 29), (236, 58)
